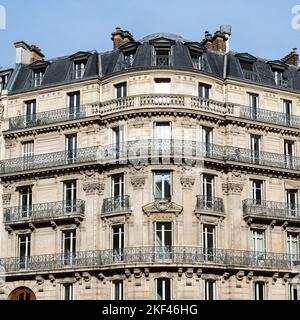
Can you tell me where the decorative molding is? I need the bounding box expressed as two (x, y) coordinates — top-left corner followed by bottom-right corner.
(185, 268), (194, 279)
(133, 268), (142, 279)
(180, 176), (195, 189)
(272, 273), (279, 285)
(82, 171), (105, 195)
(222, 182), (244, 195)
(2, 193), (12, 206)
(131, 176), (146, 190)
(236, 271), (245, 281)
(143, 200), (183, 218)
(246, 271), (254, 283)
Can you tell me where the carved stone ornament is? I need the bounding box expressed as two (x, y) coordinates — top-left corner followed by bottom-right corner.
(236, 271), (245, 281)
(82, 171), (105, 195)
(131, 176), (146, 190)
(143, 200), (183, 217)
(0, 103), (4, 120)
(180, 176), (195, 189)
(222, 182), (244, 195)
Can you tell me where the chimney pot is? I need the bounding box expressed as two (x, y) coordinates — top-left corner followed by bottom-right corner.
(281, 48), (299, 66)
(111, 27), (134, 49)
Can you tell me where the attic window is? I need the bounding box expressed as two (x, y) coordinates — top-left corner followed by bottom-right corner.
(72, 60), (86, 80)
(268, 60), (290, 88)
(154, 46), (171, 66)
(190, 50), (209, 71)
(236, 53), (259, 82)
(31, 69), (44, 87)
(0, 74), (9, 92)
(123, 50), (135, 69)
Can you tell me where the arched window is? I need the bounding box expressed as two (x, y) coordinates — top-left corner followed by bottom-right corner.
(9, 287), (36, 300)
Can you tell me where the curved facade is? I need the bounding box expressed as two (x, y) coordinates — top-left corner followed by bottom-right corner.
(1, 29), (300, 300)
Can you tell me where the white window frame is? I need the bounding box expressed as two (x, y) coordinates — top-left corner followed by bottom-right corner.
(198, 83), (211, 99)
(252, 180), (264, 203)
(112, 225), (124, 262)
(255, 282), (265, 300)
(204, 280), (216, 300)
(62, 229), (76, 265)
(156, 278), (172, 300)
(112, 280), (124, 300)
(18, 234), (31, 269)
(61, 283), (74, 300)
(252, 230), (265, 255)
(153, 171), (172, 200)
(115, 82), (127, 99)
(290, 283), (299, 300)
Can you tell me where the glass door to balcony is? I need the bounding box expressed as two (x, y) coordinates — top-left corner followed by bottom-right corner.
(64, 181), (77, 213)
(287, 190), (298, 217)
(287, 233), (300, 266)
(113, 126), (124, 159)
(250, 135), (261, 164)
(252, 180), (263, 206)
(252, 230), (265, 265)
(25, 100), (36, 126)
(22, 141), (34, 171)
(201, 127), (213, 158)
(154, 122), (171, 155)
(68, 92), (80, 120)
(112, 174), (124, 211)
(203, 175), (214, 209)
(65, 134), (77, 164)
(284, 141), (294, 169)
(203, 225), (215, 262)
(18, 234), (31, 270)
(62, 230), (76, 266)
(249, 93), (259, 120)
(154, 172), (171, 201)
(155, 222), (172, 261)
(19, 186), (32, 219)
(112, 225), (124, 263)
(283, 100), (292, 126)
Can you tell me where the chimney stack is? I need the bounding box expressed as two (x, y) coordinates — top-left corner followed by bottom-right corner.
(14, 41), (44, 64)
(202, 26), (231, 53)
(281, 48), (299, 66)
(111, 27), (134, 49)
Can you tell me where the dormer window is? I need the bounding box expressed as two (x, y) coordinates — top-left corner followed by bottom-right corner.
(274, 70), (288, 87)
(72, 60), (86, 79)
(32, 70), (44, 87)
(150, 38), (175, 67)
(236, 53), (259, 82)
(190, 51), (207, 70)
(0, 74), (8, 92)
(29, 61), (50, 88)
(268, 60), (290, 88)
(123, 51), (135, 69)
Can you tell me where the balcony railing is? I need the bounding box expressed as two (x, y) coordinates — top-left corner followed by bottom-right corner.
(242, 70), (260, 82)
(3, 200), (85, 224)
(7, 95), (232, 131)
(243, 199), (300, 221)
(0, 247), (299, 274)
(3, 140), (300, 175)
(196, 196), (224, 214)
(102, 196), (130, 214)
(240, 106), (300, 129)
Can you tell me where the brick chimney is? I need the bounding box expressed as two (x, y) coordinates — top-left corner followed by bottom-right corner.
(14, 41), (44, 64)
(202, 29), (229, 53)
(281, 48), (299, 66)
(111, 27), (134, 49)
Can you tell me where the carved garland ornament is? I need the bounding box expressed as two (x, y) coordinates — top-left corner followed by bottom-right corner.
(222, 182), (244, 195)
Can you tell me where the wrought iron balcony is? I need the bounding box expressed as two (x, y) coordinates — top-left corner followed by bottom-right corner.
(243, 199), (300, 222)
(8, 107), (87, 131)
(196, 196), (224, 215)
(3, 200), (85, 226)
(2, 139), (300, 176)
(240, 106), (300, 129)
(0, 247), (298, 274)
(102, 196), (130, 214)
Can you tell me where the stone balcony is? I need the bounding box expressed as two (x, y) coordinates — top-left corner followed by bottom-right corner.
(243, 199), (300, 224)
(3, 200), (85, 229)
(0, 247), (299, 275)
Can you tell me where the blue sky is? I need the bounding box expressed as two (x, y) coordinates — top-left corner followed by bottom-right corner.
(0, 0), (299, 67)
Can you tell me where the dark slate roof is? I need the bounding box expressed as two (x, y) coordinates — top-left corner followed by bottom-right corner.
(7, 32), (300, 94)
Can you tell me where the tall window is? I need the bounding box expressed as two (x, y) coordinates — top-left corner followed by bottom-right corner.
(203, 175), (214, 208)
(154, 122), (171, 153)
(112, 126), (124, 158)
(18, 234), (31, 269)
(255, 282), (265, 300)
(274, 70), (288, 87)
(190, 51), (208, 71)
(154, 46), (171, 66)
(287, 233), (300, 264)
(65, 134), (77, 164)
(62, 284), (74, 300)
(112, 225), (124, 262)
(283, 100), (292, 126)
(252, 180), (264, 205)
(22, 141), (34, 169)
(73, 60), (86, 79)
(19, 186), (32, 218)
(32, 70), (44, 87)
(205, 280), (216, 300)
(156, 278), (171, 300)
(290, 284), (299, 300)
(112, 174), (124, 198)
(250, 134), (261, 164)
(68, 92), (80, 119)
(123, 51), (135, 69)
(115, 82), (127, 99)
(284, 140), (294, 169)
(112, 280), (124, 300)
(0, 74), (9, 92)
(155, 222), (172, 260)
(25, 100), (36, 124)
(198, 83), (211, 99)
(201, 127), (213, 157)
(154, 172), (171, 201)
(203, 225), (216, 261)
(240, 61), (257, 81)
(64, 180), (77, 213)
(248, 93), (259, 119)
(62, 230), (76, 266)
(252, 230), (265, 261)
(286, 189), (298, 217)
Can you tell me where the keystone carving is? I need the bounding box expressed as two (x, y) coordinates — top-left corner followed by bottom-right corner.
(131, 176), (146, 190)
(180, 176), (195, 189)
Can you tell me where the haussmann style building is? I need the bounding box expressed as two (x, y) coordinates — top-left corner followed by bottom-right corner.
(0, 26), (300, 300)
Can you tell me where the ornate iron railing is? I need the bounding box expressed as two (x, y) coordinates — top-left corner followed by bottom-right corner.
(240, 106), (300, 129)
(0, 247), (299, 273)
(2, 139), (300, 175)
(196, 196), (224, 213)
(243, 199), (300, 220)
(102, 196), (130, 214)
(3, 200), (85, 223)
